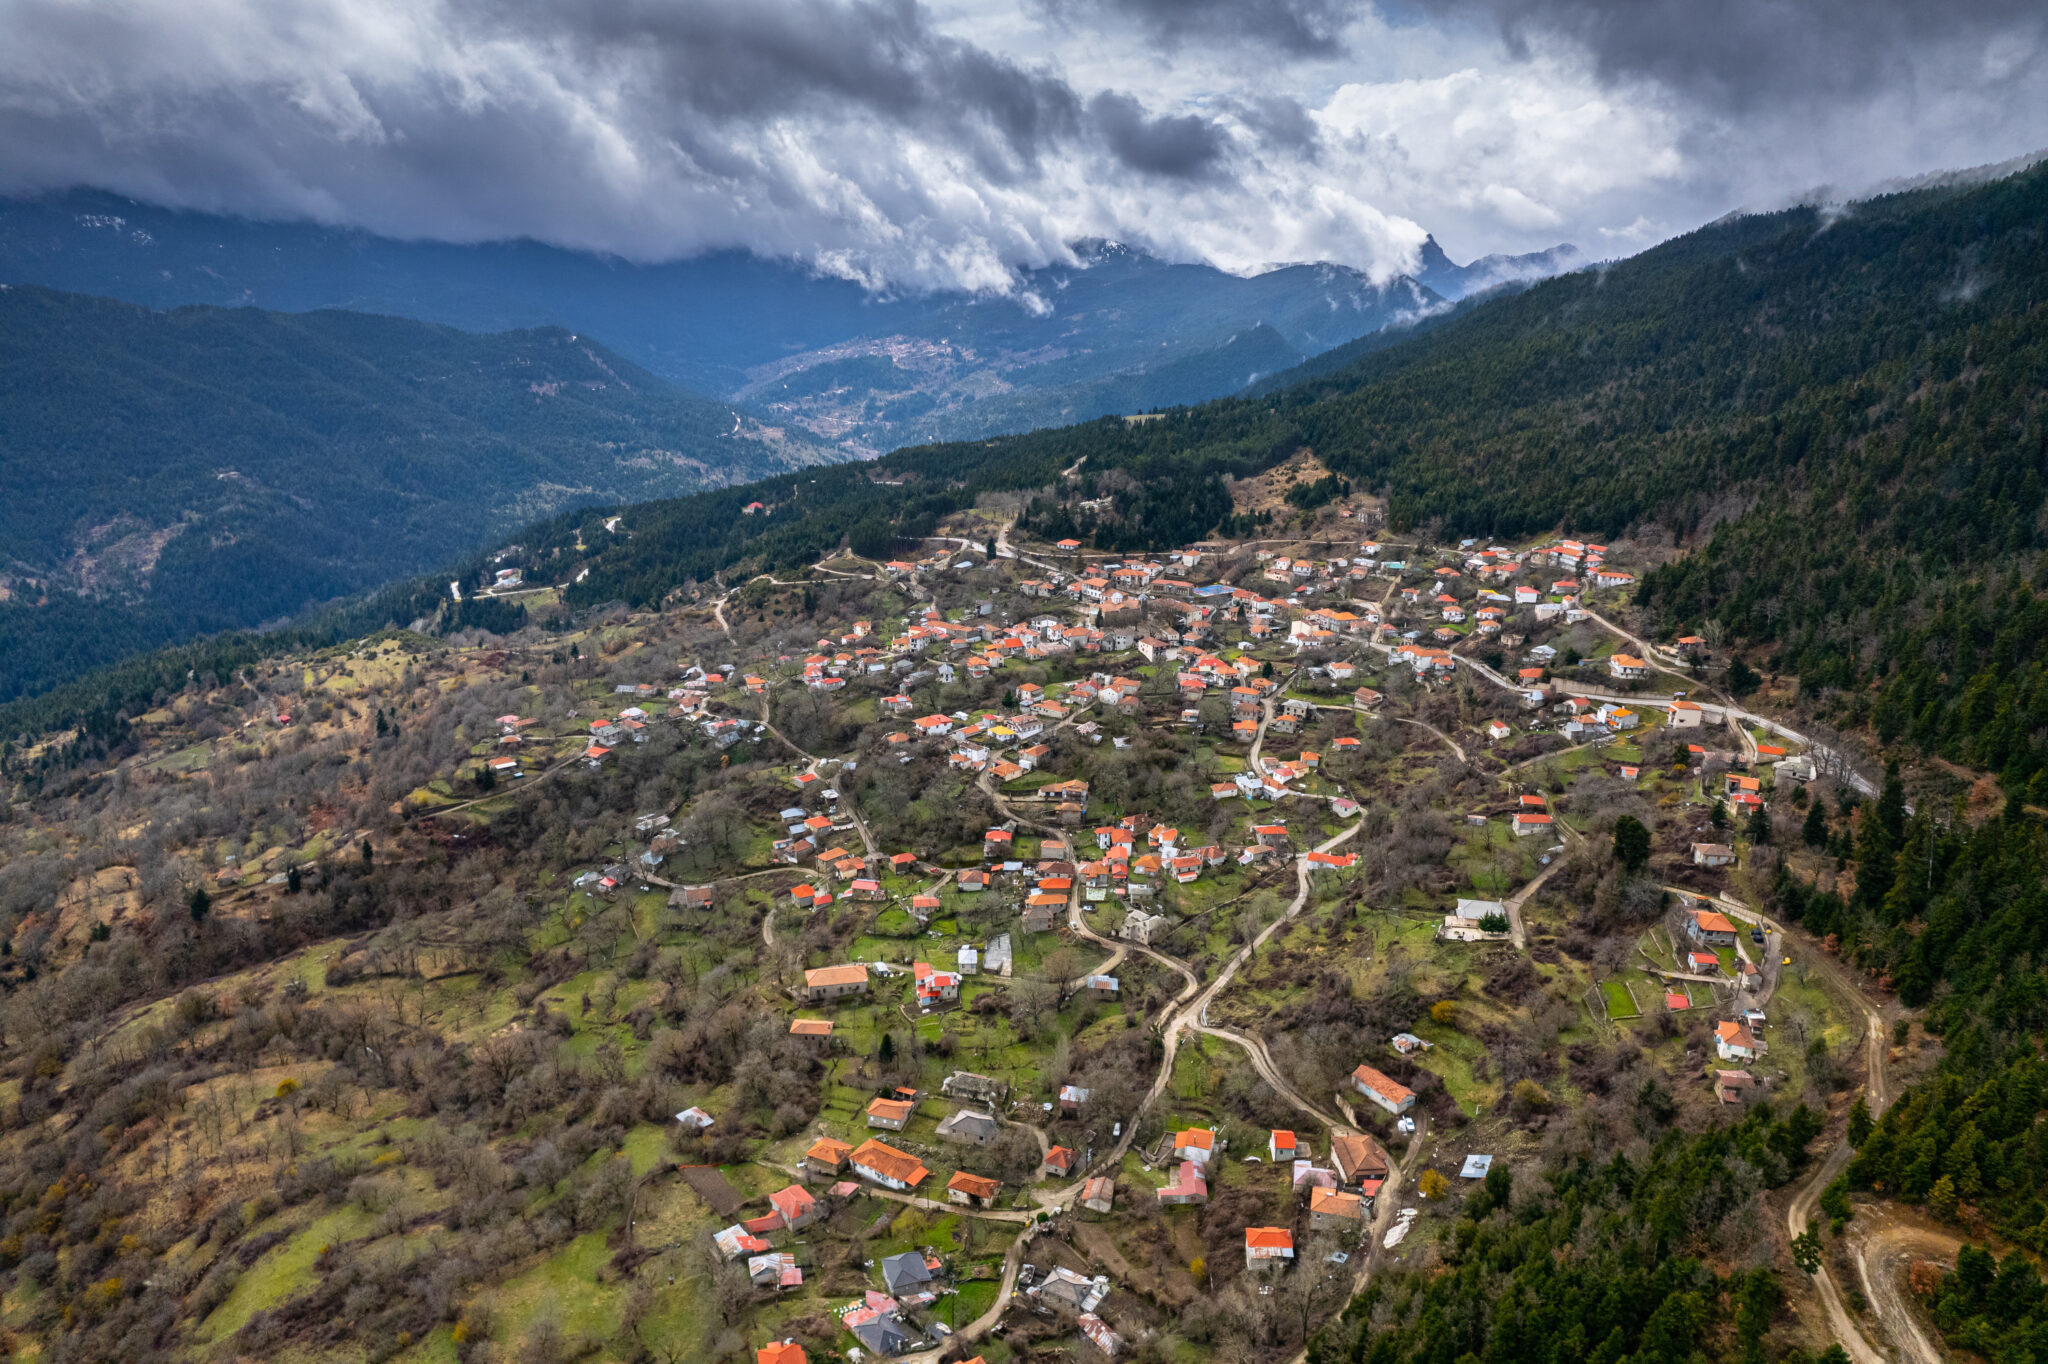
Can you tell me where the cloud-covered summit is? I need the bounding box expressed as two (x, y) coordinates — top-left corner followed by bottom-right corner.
(0, 0), (2041, 292)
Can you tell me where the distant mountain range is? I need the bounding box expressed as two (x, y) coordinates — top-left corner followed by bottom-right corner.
(0, 191), (1580, 453)
(0, 286), (840, 703)
(1411, 235), (1587, 302)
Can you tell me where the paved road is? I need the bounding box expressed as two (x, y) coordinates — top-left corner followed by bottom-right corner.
(986, 779), (1368, 1183)
(876, 821), (1376, 1360)
(1248, 696), (1275, 778)
(705, 547), (1894, 1359)
(1187, 820), (1368, 1132)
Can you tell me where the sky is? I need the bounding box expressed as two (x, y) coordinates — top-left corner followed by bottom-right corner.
(0, 0), (2043, 291)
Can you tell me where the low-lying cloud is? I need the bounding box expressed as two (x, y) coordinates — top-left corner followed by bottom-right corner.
(0, 0), (2042, 292)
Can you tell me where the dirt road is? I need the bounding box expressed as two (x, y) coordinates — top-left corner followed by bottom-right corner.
(1276, 1110), (1432, 1364)
(1847, 1207), (1964, 1364)
(1498, 854), (1564, 951)
(1391, 716), (1468, 764)
(1727, 890), (1899, 1363)
(1186, 824), (1366, 1131)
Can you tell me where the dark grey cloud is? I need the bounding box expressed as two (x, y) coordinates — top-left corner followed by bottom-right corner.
(1224, 94), (1323, 158)
(0, 0), (1268, 281)
(1056, 0), (1355, 56)
(519, 0), (1083, 180)
(1087, 91), (1232, 178)
(1427, 0), (2045, 110)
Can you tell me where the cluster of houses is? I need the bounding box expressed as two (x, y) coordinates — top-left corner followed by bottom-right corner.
(1673, 906), (1773, 1099)
(1140, 1123), (1389, 1273)
(1018, 1263), (1122, 1355)
(743, 528), (1655, 717)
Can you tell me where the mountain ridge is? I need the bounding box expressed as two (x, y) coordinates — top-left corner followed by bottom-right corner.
(1412, 234), (1585, 301)
(0, 190), (1572, 453)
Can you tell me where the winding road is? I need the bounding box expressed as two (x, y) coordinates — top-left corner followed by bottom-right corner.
(1711, 894), (1912, 1362)
(1849, 1212), (1964, 1364)
(700, 538), (1914, 1361)
(878, 744), (1391, 1360)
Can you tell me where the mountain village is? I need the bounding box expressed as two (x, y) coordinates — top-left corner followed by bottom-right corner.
(6, 487), (1877, 1364)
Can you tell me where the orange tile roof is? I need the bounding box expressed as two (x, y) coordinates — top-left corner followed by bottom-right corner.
(1245, 1227), (1295, 1250)
(1331, 1132), (1386, 1178)
(1350, 1063), (1416, 1106)
(851, 1139), (930, 1187)
(769, 1185), (816, 1220)
(789, 1019), (834, 1037)
(806, 1137), (852, 1164)
(947, 1171), (1001, 1200)
(805, 964), (869, 988)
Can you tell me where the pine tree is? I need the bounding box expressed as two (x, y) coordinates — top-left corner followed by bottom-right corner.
(1847, 1098), (1872, 1146)
(1613, 816), (1651, 873)
(1802, 799), (1828, 847)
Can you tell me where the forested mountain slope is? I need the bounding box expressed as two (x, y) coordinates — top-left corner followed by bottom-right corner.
(0, 286), (840, 703)
(531, 162), (2048, 790)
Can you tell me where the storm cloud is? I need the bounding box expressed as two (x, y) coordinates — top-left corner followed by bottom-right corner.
(1050, 0), (1354, 57)
(1088, 91), (1231, 179)
(0, 0), (2042, 290)
(1448, 0), (2046, 110)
